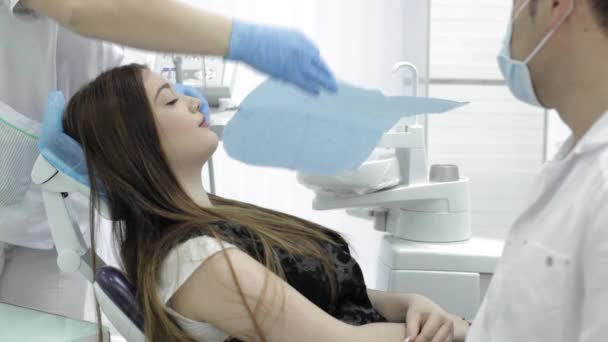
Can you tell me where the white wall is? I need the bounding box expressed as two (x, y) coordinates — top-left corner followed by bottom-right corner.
(428, 0), (546, 239)
(182, 0), (431, 99)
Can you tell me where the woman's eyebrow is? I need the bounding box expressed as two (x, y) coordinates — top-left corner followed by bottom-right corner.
(155, 83), (171, 101)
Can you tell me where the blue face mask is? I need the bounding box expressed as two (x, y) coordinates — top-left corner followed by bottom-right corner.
(497, 0), (574, 108)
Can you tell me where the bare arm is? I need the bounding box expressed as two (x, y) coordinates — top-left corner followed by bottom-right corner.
(20, 0), (232, 56)
(367, 288), (409, 323)
(368, 289), (469, 342)
(171, 248), (408, 342)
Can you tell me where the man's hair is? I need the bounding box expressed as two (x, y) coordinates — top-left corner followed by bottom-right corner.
(530, 0), (539, 17)
(590, 0), (608, 31)
(529, 0), (608, 31)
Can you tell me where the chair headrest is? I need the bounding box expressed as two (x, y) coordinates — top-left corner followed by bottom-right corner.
(38, 92), (92, 189)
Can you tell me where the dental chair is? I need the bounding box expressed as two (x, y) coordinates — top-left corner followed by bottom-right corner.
(31, 92), (145, 342)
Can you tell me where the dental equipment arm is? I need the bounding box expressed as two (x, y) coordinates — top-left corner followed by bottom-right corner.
(20, 0), (336, 94)
(33, 92), (144, 341)
(31, 155), (105, 283)
(31, 92), (109, 283)
(31, 144), (144, 342)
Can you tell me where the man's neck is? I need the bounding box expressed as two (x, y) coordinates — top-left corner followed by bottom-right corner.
(553, 50), (608, 141)
(557, 92), (608, 141)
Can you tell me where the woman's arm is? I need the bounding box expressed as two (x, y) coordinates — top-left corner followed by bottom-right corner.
(367, 288), (409, 323)
(368, 289), (470, 342)
(171, 248), (408, 342)
(21, 0), (232, 56)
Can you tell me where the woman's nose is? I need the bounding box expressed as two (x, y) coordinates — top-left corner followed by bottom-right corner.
(189, 98), (201, 113)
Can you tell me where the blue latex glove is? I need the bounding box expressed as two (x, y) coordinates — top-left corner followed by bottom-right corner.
(173, 83), (211, 124)
(226, 20), (338, 96)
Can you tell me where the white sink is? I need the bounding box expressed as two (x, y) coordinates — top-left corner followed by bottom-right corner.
(297, 148), (401, 195)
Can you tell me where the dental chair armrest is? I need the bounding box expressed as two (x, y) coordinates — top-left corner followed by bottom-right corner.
(96, 266), (144, 332)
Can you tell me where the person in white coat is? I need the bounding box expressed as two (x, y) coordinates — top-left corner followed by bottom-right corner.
(0, 16), (125, 319)
(467, 0), (608, 341)
(0, 0), (337, 320)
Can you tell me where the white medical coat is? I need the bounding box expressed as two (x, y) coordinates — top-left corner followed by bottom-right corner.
(467, 111), (608, 342)
(0, 0), (123, 248)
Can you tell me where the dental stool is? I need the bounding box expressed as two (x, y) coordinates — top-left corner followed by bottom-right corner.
(31, 92), (145, 342)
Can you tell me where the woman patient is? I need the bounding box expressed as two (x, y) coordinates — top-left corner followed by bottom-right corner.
(63, 64), (470, 342)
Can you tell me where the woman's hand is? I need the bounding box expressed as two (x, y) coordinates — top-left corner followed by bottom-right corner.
(403, 294), (454, 342)
(366, 289), (469, 341)
(451, 316), (471, 342)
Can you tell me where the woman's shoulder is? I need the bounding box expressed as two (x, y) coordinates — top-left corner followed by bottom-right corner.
(157, 234), (238, 305)
(174, 234), (238, 261)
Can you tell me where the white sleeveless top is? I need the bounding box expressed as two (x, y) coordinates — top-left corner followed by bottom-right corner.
(156, 236), (238, 342)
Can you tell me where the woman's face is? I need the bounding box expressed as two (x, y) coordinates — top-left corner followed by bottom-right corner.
(142, 70), (218, 172)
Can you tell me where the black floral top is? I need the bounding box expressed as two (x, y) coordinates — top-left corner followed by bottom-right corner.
(217, 221), (387, 327)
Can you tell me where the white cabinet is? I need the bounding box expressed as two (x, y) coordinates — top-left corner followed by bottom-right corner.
(376, 236), (503, 319)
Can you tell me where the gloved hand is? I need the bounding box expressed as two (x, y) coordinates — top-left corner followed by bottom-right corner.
(226, 20), (338, 95)
(173, 84), (211, 125)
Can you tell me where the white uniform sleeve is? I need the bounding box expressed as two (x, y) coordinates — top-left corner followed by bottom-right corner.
(578, 191), (608, 341)
(0, 100), (55, 249)
(0, 242), (7, 276)
(56, 27), (125, 98)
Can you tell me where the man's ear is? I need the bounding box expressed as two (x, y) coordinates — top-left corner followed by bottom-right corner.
(548, 0), (575, 28)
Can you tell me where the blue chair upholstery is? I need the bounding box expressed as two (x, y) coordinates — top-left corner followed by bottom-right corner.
(38, 92), (92, 188)
(96, 266), (144, 331)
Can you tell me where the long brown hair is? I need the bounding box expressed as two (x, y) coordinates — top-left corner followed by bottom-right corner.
(63, 64), (339, 342)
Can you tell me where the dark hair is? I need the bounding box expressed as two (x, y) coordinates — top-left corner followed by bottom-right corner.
(529, 0), (608, 31)
(590, 0), (608, 31)
(530, 0), (539, 17)
(63, 64), (340, 342)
